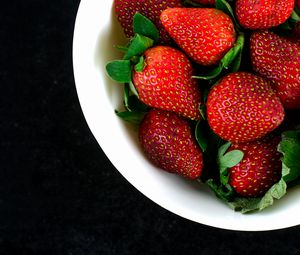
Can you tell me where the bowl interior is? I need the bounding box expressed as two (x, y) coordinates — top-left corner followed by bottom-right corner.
(72, 0), (300, 231)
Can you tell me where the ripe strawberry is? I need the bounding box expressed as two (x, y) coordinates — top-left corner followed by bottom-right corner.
(235, 0), (294, 29)
(250, 30), (300, 109)
(228, 136), (282, 197)
(132, 45), (202, 120)
(160, 8), (236, 66)
(114, 0), (182, 43)
(206, 72), (285, 143)
(192, 0), (215, 5)
(139, 108), (204, 179)
(297, 0), (300, 10)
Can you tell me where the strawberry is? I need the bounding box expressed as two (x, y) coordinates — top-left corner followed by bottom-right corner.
(160, 8), (236, 66)
(297, 0), (300, 10)
(139, 108), (204, 179)
(228, 136), (282, 197)
(114, 0), (182, 43)
(235, 0), (294, 29)
(206, 72), (285, 143)
(132, 45), (202, 120)
(250, 30), (300, 109)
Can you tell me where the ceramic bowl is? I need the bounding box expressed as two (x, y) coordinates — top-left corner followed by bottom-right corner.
(72, 0), (300, 231)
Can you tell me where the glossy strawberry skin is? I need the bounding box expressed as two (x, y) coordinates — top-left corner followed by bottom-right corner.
(206, 72), (285, 143)
(114, 0), (182, 43)
(139, 109), (203, 179)
(250, 30), (300, 109)
(228, 136), (282, 197)
(235, 0), (294, 29)
(160, 8), (236, 66)
(132, 46), (202, 120)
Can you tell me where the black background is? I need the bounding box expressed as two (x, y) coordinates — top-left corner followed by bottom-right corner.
(0, 1), (300, 254)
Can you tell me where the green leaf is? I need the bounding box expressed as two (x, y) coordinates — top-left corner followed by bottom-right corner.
(278, 128), (300, 183)
(115, 110), (146, 125)
(134, 56), (145, 72)
(124, 83), (130, 111)
(133, 12), (160, 42)
(217, 143), (243, 187)
(290, 10), (300, 23)
(215, 0), (241, 31)
(123, 34), (154, 60)
(218, 142), (231, 158)
(199, 105), (206, 120)
(206, 179), (234, 202)
(219, 150), (244, 169)
(221, 33), (244, 69)
(124, 84), (148, 112)
(228, 180), (287, 213)
(193, 65), (223, 80)
(205, 141), (246, 210)
(114, 45), (129, 52)
(106, 60), (132, 83)
(129, 81), (139, 97)
(195, 120), (208, 152)
(193, 33), (245, 80)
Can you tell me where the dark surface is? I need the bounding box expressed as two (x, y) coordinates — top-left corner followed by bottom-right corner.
(0, 1), (300, 254)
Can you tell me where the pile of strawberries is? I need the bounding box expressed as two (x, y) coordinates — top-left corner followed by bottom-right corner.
(106, 0), (300, 212)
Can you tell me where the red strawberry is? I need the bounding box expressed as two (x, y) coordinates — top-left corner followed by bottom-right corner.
(297, 0), (300, 10)
(250, 30), (300, 109)
(192, 0), (215, 5)
(132, 45), (202, 120)
(228, 136), (282, 197)
(114, 0), (182, 43)
(206, 72), (285, 143)
(160, 8), (236, 66)
(139, 108), (204, 179)
(235, 0), (294, 29)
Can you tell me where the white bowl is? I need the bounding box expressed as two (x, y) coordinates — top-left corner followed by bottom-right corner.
(72, 0), (300, 231)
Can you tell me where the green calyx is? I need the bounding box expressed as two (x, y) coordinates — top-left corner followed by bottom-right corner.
(106, 12), (160, 84)
(123, 34), (154, 60)
(117, 83), (149, 125)
(208, 142), (244, 200)
(133, 12), (160, 43)
(105, 12), (161, 124)
(106, 33), (154, 83)
(193, 32), (245, 81)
